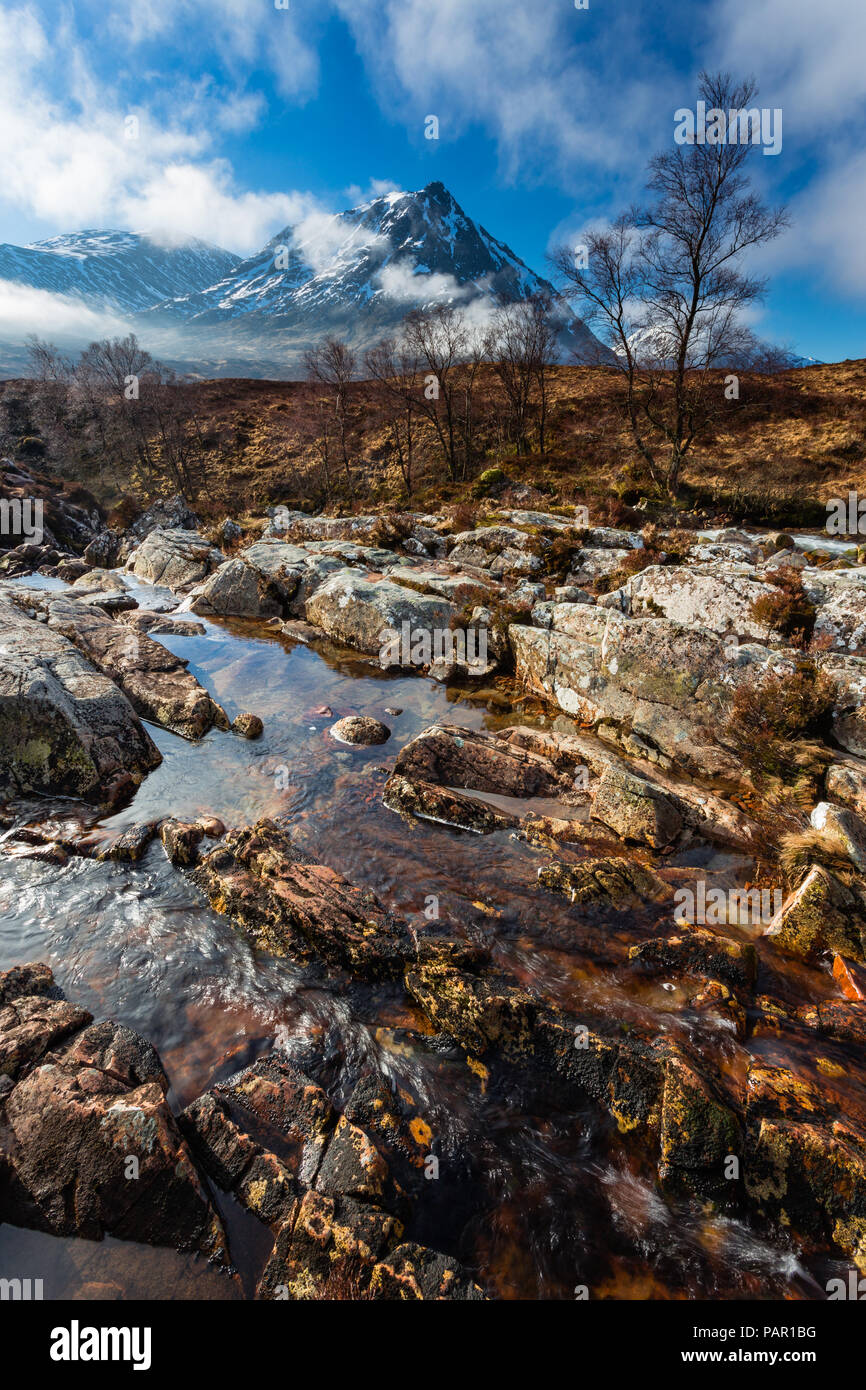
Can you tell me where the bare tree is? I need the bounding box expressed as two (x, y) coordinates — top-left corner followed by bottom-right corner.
(22, 332), (207, 496)
(303, 337), (356, 490)
(364, 337), (421, 497)
(552, 71), (789, 497)
(25, 336), (72, 384)
(489, 294), (558, 455)
(402, 305), (486, 482)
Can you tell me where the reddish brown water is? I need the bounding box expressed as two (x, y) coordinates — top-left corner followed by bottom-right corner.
(0, 590), (856, 1300)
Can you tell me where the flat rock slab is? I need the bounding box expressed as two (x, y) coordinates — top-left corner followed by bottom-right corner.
(194, 819), (414, 977)
(20, 590), (225, 740)
(392, 723), (570, 799)
(0, 594), (162, 800)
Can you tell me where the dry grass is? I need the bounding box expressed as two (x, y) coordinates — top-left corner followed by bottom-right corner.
(778, 826), (860, 888)
(3, 357), (865, 520)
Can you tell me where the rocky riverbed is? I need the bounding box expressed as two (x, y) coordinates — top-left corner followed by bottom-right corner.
(2, 465), (866, 1299)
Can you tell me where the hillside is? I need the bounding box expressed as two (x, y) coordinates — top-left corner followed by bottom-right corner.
(1, 358), (864, 530)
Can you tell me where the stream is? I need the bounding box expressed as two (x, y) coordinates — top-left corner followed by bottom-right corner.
(0, 570), (857, 1300)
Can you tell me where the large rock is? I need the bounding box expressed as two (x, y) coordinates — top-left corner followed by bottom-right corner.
(589, 763), (684, 849)
(509, 607), (735, 779)
(629, 926), (758, 991)
(743, 1059), (866, 1271)
(187, 541), (347, 620)
(0, 595), (161, 800)
(305, 569), (456, 666)
(391, 724), (569, 799)
(188, 556), (283, 618)
(126, 528), (224, 591)
(82, 529), (122, 568)
(0, 965), (228, 1261)
(501, 725), (760, 850)
(657, 1046), (742, 1201)
(125, 493), (200, 545)
(264, 510), (381, 543)
(765, 865), (866, 962)
(369, 1244), (486, 1301)
(19, 590), (225, 740)
(446, 526), (544, 578)
(385, 565), (499, 606)
(181, 1055), (335, 1221)
(257, 1191), (402, 1298)
(810, 801), (866, 872)
(811, 581), (866, 653)
(567, 548), (631, 585)
(612, 564), (775, 640)
(193, 820), (413, 977)
(538, 856), (670, 905)
(826, 760), (866, 818)
(818, 653), (866, 758)
(181, 1053), (483, 1300)
(383, 773), (520, 834)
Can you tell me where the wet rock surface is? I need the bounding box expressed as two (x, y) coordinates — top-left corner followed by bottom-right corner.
(193, 820), (415, 977)
(0, 592), (162, 800)
(330, 715), (391, 745)
(0, 964), (228, 1262)
(4, 496), (866, 1298)
(11, 588), (227, 741)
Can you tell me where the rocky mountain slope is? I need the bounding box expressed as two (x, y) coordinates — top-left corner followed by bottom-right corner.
(0, 231), (239, 313)
(0, 185), (608, 376)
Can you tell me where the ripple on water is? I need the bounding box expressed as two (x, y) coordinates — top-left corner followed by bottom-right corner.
(0, 590), (855, 1299)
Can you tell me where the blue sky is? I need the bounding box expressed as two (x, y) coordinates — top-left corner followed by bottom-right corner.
(0, 0), (863, 361)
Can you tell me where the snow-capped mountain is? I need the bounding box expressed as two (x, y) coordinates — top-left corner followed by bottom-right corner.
(0, 231), (240, 314)
(615, 324), (822, 372)
(156, 183), (558, 323)
(142, 182), (608, 368)
(0, 184), (609, 376)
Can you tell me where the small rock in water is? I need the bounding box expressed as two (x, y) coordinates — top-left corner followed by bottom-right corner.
(232, 712), (264, 739)
(196, 816), (226, 839)
(309, 704), (333, 718)
(330, 715), (391, 746)
(385, 706), (402, 717)
(160, 820), (205, 866)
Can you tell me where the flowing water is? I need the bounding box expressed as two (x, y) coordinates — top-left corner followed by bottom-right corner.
(0, 575), (857, 1300)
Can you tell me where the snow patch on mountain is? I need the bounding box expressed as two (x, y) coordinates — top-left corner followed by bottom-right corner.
(0, 183), (613, 376)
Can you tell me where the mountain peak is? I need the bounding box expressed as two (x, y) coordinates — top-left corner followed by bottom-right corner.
(0, 182), (610, 375)
(419, 180), (452, 203)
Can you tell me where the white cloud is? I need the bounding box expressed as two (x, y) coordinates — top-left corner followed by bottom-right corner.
(344, 179), (403, 206)
(331, 0), (669, 188)
(378, 261), (469, 304)
(105, 0), (320, 100)
(711, 0), (866, 127)
(291, 211), (389, 274)
(710, 0), (866, 298)
(765, 155), (866, 296)
(0, 5), (322, 255)
(0, 279), (132, 343)
(121, 166), (317, 255)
